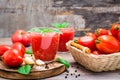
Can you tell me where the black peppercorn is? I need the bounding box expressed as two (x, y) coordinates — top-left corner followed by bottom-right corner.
(75, 70), (77, 72)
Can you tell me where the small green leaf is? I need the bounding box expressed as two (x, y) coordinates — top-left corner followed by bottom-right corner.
(51, 28), (62, 34)
(61, 22), (69, 28)
(18, 64), (31, 75)
(52, 22), (69, 28)
(42, 28), (51, 33)
(26, 49), (33, 54)
(56, 58), (70, 68)
(27, 27), (43, 33)
(51, 23), (60, 28)
(28, 27), (61, 34)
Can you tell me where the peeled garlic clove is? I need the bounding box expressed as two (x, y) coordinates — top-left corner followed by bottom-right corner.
(24, 57), (35, 65)
(36, 59), (45, 66)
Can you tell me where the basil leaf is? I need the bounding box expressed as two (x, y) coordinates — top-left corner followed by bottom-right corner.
(51, 28), (62, 34)
(56, 58), (70, 68)
(28, 27), (61, 34)
(52, 22), (69, 28)
(18, 64), (31, 75)
(27, 27), (43, 33)
(61, 22), (69, 28)
(51, 23), (60, 28)
(42, 28), (51, 33)
(26, 49), (33, 54)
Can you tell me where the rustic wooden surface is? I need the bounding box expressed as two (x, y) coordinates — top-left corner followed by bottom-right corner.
(0, 0), (120, 37)
(0, 61), (65, 79)
(0, 38), (120, 80)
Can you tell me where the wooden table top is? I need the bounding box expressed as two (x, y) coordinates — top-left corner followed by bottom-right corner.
(0, 38), (120, 80)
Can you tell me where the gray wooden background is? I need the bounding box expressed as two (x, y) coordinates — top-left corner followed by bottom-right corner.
(0, 0), (120, 37)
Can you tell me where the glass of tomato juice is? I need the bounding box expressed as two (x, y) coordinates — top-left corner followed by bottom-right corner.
(58, 28), (75, 52)
(30, 28), (60, 61)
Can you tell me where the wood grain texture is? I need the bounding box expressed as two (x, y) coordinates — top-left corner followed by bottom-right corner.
(0, 61), (65, 79)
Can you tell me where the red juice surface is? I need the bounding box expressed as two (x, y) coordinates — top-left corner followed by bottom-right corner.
(30, 32), (59, 61)
(58, 28), (75, 52)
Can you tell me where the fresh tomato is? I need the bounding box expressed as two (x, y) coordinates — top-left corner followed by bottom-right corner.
(2, 49), (23, 67)
(110, 23), (120, 37)
(85, 32), (97, 39)
(11, 42), (26, 57)
(78, 35), (96, 51)
(95, 35), (120, 54)
(0, 45), (11, 56)
(92, 50), (101, 55)
(11, 30), (31, 46)
(117, 31), (120, 41)
(95, 28), (109, 37)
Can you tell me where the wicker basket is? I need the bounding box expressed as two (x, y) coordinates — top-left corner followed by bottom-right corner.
(66, 41), (120, 72)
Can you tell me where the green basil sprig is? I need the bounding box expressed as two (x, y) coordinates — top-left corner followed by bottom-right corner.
(18, 64), (31, 75)
(56, 58), (70, 68)
(28, 27), (62, 34)
(51, 22), (69, 28)
(26, 49), (33, 54)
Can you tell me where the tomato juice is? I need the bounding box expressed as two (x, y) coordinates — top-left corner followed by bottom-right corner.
(30, 32), (59, 61)
(58, 28), (75, 52)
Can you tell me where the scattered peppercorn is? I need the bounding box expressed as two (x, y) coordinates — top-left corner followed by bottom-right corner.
(45, 63), (49, 69)
(65, 76), (67, 79)
(78, 74), (80, 76)
(66, 74), (68, 76)
(75, 75), (78, 78)
(75, 70), (77, 72)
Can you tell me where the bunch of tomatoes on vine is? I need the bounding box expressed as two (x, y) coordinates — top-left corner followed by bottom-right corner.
(76, 23), (120, 55)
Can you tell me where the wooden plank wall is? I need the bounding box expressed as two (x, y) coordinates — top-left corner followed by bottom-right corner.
(0, 0), (120, 37)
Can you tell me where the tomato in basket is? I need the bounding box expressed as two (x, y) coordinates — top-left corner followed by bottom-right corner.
(110, 23), (120, 38)
(85, 32), (97, 39)
(95, 28), (109, 37)
(95, 35), (120, 54)
(92, 50), (101, 55)
(77, 34), (96, 51)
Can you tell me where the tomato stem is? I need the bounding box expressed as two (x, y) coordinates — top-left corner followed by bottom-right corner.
(95, 39), (100, 44)
(114, 27), (119, 31)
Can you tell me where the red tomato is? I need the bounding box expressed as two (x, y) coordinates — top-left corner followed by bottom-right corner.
(110, 23), (120, 37)
(11, 42), (26, 57)
(78, 35), (96, 51)
(95, 28), (109, 37)
(2, 49), (23, 67)
(85, 32), (97, 39)
(0, 45), (11, 56)
(11, 30), (31, 46)
(117, 32), (120, 41)
(92, 50), (101, 55)
(96, 35), (120, 54)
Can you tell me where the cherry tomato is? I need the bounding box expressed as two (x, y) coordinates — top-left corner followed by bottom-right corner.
(95, 35), (120, 54)
(0, 45), (11, 56)
(11, 42), (26, 57)
(95, 28), (109, 37)
(110, 23), (120, 37)
(92, 50), (101, 55)
(78, 35), (96, 51)
(85, 32), (97, 39)
(11, 30), (31, 46)
(2, 49), (23, 67)
(117, 31), (120, 41)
